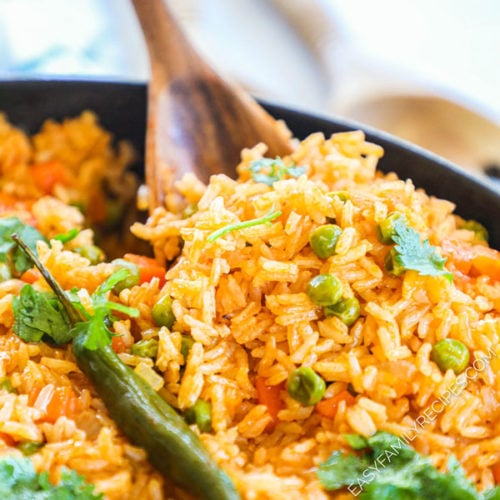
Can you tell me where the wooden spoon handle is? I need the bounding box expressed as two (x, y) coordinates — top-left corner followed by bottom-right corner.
(132, 0), (293, 210)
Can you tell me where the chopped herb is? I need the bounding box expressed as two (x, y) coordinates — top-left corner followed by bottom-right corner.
(12, 235), (138, 351)
(388, 218), (452, 280)
(0, 217), (46, 276)
(317, 431), (499, 499)
(343, 433), (368, 450)
(207, 210), (282, 242)
(68, 268), (139, 350)
(249, 158), (305, 186)
(0, 455), (103, 498)
(13, 286), (72, 345)
(53, 228), (80, 244)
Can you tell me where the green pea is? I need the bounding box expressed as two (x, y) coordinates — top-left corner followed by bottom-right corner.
(309, 224), (342, 259)
(459, 220), (488, 242)
(324, 297), (361, 326)
(18, 441), (44, 456)
(111, 259), (140, 293)
(286, 366), (326, 406)
(376, 212), (406, 245)
(184, 399), (212, 432)
(75, 245), (105, 265)
(0, 377), (15, 393)
(0, 263), (11, 282)
(307, 274), (343, 306)
(430, 339), (470, 374)
(180, 335), (195, 360)
(384, 248), (405, 276)
(152, 295), (175, 329)
(131, 338), (159, 359)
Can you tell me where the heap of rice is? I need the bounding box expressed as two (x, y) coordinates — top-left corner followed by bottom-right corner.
(0, 115), (498, 499)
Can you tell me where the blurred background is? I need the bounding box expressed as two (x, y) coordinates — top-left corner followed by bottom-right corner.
(0, 0), (499, 188)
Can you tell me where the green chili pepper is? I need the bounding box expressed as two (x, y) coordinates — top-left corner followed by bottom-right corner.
(286, 367), (326, 406)
(12, 234), (239, 500)
(73, 338), (236, 498)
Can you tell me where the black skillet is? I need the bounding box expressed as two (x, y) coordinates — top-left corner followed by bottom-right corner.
(1, 79), (498, 248)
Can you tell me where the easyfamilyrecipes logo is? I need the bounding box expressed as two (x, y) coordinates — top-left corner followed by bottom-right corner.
(347, 345), (497, 497)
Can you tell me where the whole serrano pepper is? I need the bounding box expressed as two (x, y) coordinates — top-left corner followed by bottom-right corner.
(13, 235), (239, 500)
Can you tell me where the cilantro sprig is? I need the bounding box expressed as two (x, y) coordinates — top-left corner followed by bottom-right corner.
(317, 431), (500, 499)
(68, 268), (139, 350)
(249, 158), (305, 186)
(0, 456), (102, 499)
(207, 210), (282, 242)
(12, 234), (138, 351)
(383, 216), (452, 280)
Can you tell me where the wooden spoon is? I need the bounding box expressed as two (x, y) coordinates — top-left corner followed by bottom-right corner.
(132, 0), (293, 210)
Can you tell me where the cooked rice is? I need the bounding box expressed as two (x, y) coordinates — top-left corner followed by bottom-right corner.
(0, 113), (498, 499)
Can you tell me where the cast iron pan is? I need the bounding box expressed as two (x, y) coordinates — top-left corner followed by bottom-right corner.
(1, 79), (498, 248)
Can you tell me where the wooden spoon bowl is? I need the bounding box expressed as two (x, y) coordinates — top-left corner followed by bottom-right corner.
(132, 0), (293, 209)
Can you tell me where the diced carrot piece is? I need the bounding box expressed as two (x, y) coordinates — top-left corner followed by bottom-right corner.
(471, 247), (500, 281)
(28, 384), (42, 406)
(31, 160), (70, 195)
(0, 432), (15, 446)
(255, 377), (284, 427)
(492, 461), (500, 484)
(315, 390), (356, 419)
(123, 253), (166, 286)
(31, 384), (80, 423)
(21, 268), (41, 284)
(111, 335), (127, 354)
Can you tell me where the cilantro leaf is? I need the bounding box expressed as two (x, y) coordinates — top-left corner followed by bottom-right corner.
(0, 456), (103, 499)
(11, 237), (138, 351)
(0, 217), (47, 276)
(317, 451), (369, 491)
(249, 158), (305, 186)
(343, 434), (369, 450)
(390, 218), (452, 280)
(13, 285), (72, 345)
(68, 269), (139, 351)
(53, 228), (80, 244)
(207, 210), (282, 242)
(317, 431), (499, 499)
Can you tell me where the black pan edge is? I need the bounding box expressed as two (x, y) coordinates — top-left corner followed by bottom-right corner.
(1, 79), (498, 248)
